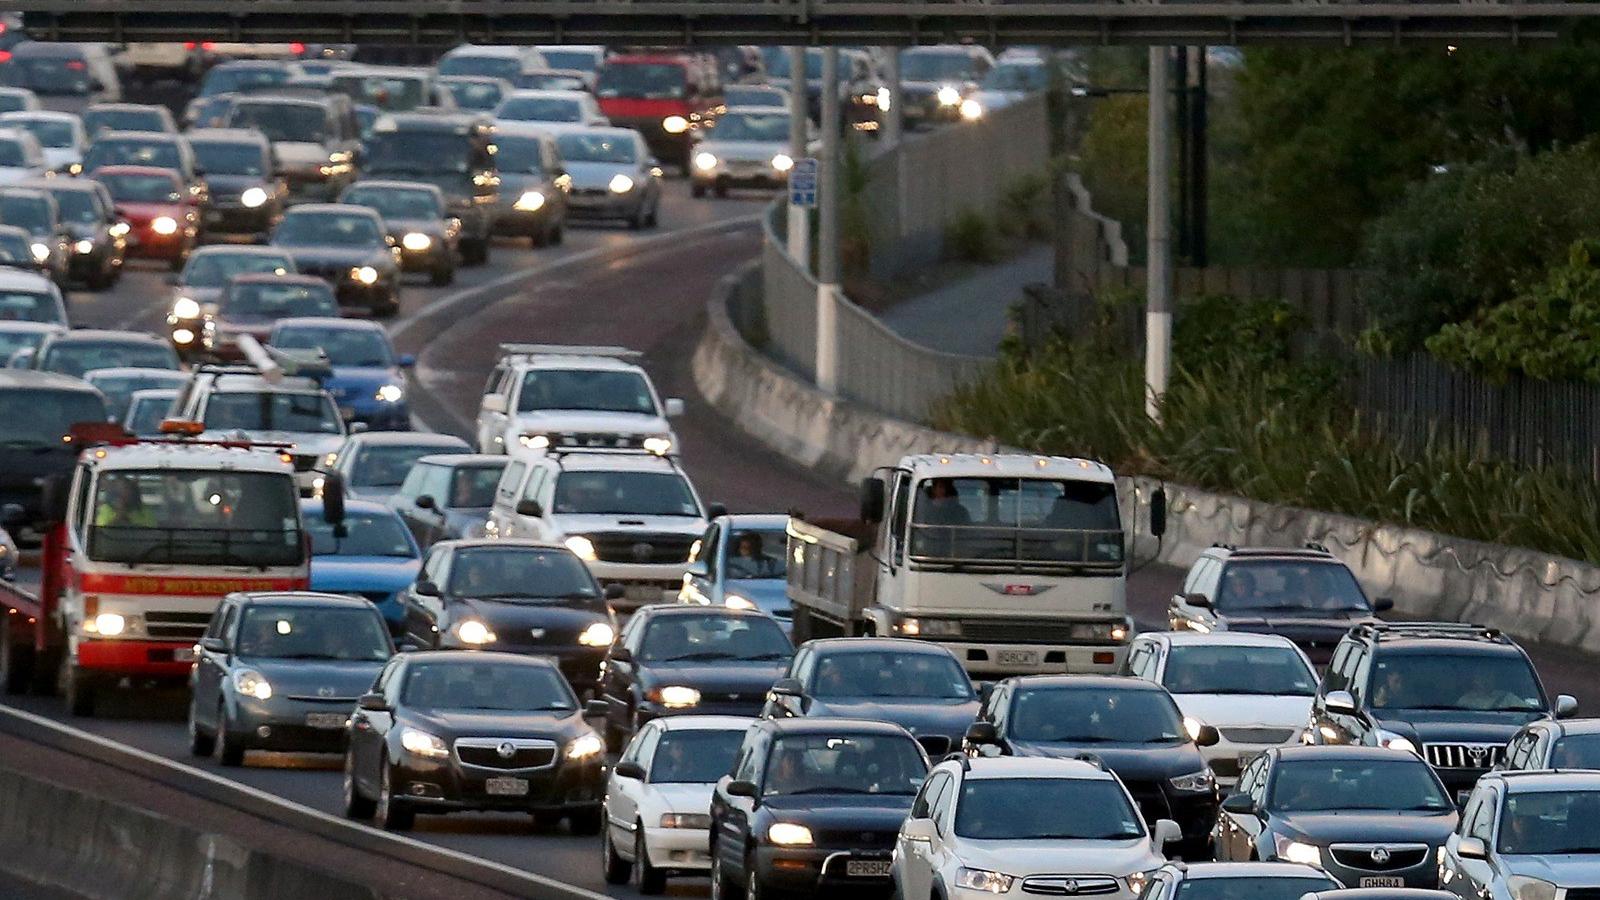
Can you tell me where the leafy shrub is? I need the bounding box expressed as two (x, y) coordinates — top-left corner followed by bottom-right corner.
(997, 172), (1053, 241)
(944, 208), (1000, 264)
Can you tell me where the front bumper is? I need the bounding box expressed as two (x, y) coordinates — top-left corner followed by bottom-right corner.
(692, 163), (786, 190)
(754, 845), (894, 895)
(126, 227), (191, 260)
(284, 170), (345, 204)
(442, 641), (604, 693)
(492, 205), (558, 236)
(1202, 733), (1302, 785)
(67, 240), (120, 279)
(590, 564), (689, 612)
(392, 752), (604, 813)
(336, 398), (411, 431)
(75, 638), (192, 678)
(1316, 847), (1439, 889)
(333, 277), (398, 310)
(396, 241), (453, 273)
(635, 697), (767, 725)
(567, 190), (646, 221)
(643, 825), (713, 871)
(230, 694), (356, 752)
(930, 640), (1129, 676)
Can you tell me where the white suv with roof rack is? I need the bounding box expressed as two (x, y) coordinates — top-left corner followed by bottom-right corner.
(473, 343), (683, 457)
(484, 445), (720, 613)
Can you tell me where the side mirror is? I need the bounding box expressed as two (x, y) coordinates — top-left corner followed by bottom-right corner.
(901, 817), (938, 843)
(414, 494), (436, 511)
(613, 761), (646, 780)
(965, 721), (999, 746)
(398, 354), (416, 368)
(515, 499), (543, 517)
(321, 472), (346, 527)
(1323, 689), (1358, 716)
(664, 398), (684, 417)
(199, 636), (228, 654)
(1150, 486), (1168, 538)
(349, 422), (369, 435)
(357, 692), (389, 712)
(770, 677), (803, 697)
(1457, 836), (1489, 861)
(414, 580), (441, 597)
(1557, 694), (1580, 719)
(1220, 793), (1256, 815)
(585, 698), (609, 717)
(686, 560), (709, 579)
(1194, 724), (1220, 747)
(1373, 597), (1395, 613)
(860, 476), (886, 523)
(481, 394), (507, 414)
(609, 646), (633, 663)
(605, 584), (626, 601)
(706, 503), (728, 520)
(1185, 593), (1212, 609)
(726, 779), (758, 799)
(1152, 818), (1182, 848)
(39, 472), (69, 526)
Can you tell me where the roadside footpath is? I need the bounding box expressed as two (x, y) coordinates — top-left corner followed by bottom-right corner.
(875, 244), (1051, 356)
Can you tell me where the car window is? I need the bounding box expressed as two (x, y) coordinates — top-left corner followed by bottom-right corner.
(620, 721), (657, 764)
(649, 729), (745, 784)
(910, 771), (947, 819)
(495, 460), (526, 504)
(1550, 733), (1600, 769)
(637, 614), (790, 663)
(760, 733), (926, 797)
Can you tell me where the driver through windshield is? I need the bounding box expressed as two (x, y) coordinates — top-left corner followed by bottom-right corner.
(637, 614), (791, 663)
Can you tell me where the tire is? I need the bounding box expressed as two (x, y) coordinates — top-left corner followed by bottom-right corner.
(634, 825), (666, 894)
(569, 806), (603, 836)
(691, 183), (707, 199)
(461, 237), (489, 266)
(710, 852), (744, 900)
(343, 751), (376, 819)
(628, 207), (646, 231)
(187, 702), (215, 757)
(0, 616), (33, 696)
(213, 702), (245, 766)
(645, 202), (659, 228)
(549, 223), (564, 246)
(63, 662), (95, 717)
(375, 762), (414, 831)
(601, 816), (631, 884)
(713, 182), (728, 199)
(430, 265), (454, 287)
(745, 858), (764, 900)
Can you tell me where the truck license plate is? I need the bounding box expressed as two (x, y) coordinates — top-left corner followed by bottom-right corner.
(305, 713), (347, 729)
(1360, 878), (1404, 888)
(624, 584), (664, 603)
(997, 649), (1039, 666)
(485, 777), (529, 796)
(846, 860), (891, 877)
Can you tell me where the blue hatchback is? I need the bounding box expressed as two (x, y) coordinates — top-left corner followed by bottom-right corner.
(302, 498), (421, 633)
(269, 317), (415, 431)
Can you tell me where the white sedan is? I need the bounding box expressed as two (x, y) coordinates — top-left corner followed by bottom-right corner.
(601, 715), (752, 894)
(1124, 631), (1319, 786)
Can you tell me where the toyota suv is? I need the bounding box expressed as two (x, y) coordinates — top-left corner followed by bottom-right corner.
(1308, 623), (1577, 801)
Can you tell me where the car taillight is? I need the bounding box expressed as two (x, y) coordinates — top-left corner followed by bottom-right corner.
(184, 41), (196, 50)
(290, 42), (305, 55)
(0, 51), (12, 65)
(201, 41), (216, 51)
(65, 60), (85, 71)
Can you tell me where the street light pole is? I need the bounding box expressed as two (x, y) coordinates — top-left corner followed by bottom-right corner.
(786, 46), (811, 271)
(816, 47), (841, 394)
(882, 47), (902, 147)
(1145, 46), (1173, 423)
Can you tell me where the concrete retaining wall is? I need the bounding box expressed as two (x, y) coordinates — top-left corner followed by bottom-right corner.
(694, 268), (1600, 656)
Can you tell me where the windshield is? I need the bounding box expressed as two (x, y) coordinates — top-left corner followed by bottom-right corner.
(726, 528), (786, 580)
(597, 63), (686, 100)
(910, 476), (1123, 565)
(87, 470), (304, 567)
(440, 54), (521, 81)
(763, 733), (925, 797)
(497, 95), (581, 123)
(955, 778), (1143, 840)
(0, 326), (49, 360)
(517, 369), (655, 414)
(765, 49), (823, 81)
(638, 613), (790, 663)
(649, 729), (745, 784)
(416, 463), (502, 509)
(1551, 734), (1600, 769)
(982, 63), (1049, 93)
(341, 187), (441, 221)
(1370, 651), (1546, 713)
(446, 546), (600, 601)
(0, 290), (61, 324)
(84, 139), (183, 174)
(307, 508), (415, 558)
(1010, 686), (1187, 744)
(442, 80), (505, 111)
(521, 73), (586, 92)
(269, 326), (392, 367)
(182, 252), (291, 287)
(223, 281), (337, 320)
(552, 471), (697, 517)
(541, 50), (601, 71)
(235, 604), (389, 661)
(351, 443), (450, 488)
(903, 52), (979, 82)
(0, 387), (104, 447)
(492, 135), (545, 174)
(401, 660), (574, 711)
(5, 57), (92, 96)
(125, 393), (175, 435)
(201, 65), (293, 98)
(203, 391), (343, 435)
(6, 118), (75, 148)
(1216, 560), (1371, 613)
(556, 132), (636, 165)
(331, 74), (425, 112)
(724, 87), (784, 108)
(365, 132), (476, 176)
(1175, 879), (1340, 900)
(0, 94), (31, 114)
(228, 102), (326, 144)
(1162, 645), (1317, 696)
(712, 113), (789, 143)
(42, 341), (177, 378)
(95, 171), (181, 204)
(0, 139), (28, 168)
(0, 194), (50, 231)
(48, 189), (100, 226)
(84, 109), (166, 135)
(811, 650), (971, 700)
(84, 371), (184, 419)
(1499, 791), (1600, 854)
(1269, 759), (1452, 812)
(275, 212), (381, 247)
(192, 141), (268, 176)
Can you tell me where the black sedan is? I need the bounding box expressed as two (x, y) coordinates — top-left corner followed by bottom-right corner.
(270, 203), (401, 317)
(342, 651), (606, 832)
(189, 591), (393, 765)
(709, 718), (927, 900)
(187, 128), (285, 241)
(962, 674), (1221, 859)
(340, 180), (461, 286)
(19, 177), (124, 290)
(398, 538), (619, 695)
(1213, 746), (1458, 889)
(761, 637), (979, 757)
(592, 604), (792, 751)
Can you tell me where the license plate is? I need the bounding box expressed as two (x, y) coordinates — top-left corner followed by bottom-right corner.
(1360, 878), (1404, 888)
(997, 649), (1040, 666)
(624, 584), (664, 603)
(305, 712), (347, 729)
(174, 646), (195, 662)
(485, 777), (529, 796)
(845, 860), (891, 877)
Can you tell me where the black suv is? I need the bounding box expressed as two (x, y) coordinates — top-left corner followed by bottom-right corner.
(1308, 623), (1576, 799)
(1168, 544), (1392, 664)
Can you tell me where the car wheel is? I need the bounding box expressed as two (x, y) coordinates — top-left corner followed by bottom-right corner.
(375, 762), (414, 831)
(343, 752), (376, 819)
(569, 806), (603, 835)
(634, 825), (666, 894)
(0, 615), (33, 696)
(646, 202), (660, 228)
(63, 661), (95, 717)
(213, 701), (244, 766)
(628, 206), (646, 231)
(691, 183), (707, 199)
(430, 265), (454, 287)
(710, 853), (744, 900)
(601, 814), (631, 884)
(186, 701), (215, 757)
(746, 860), (763, 900)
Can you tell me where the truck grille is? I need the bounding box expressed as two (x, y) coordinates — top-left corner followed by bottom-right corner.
(588, 533), (695, 565)
(1021, 876), (1121, 896)
(534, 431), (649, 450)
(1424, 742), (1504, 770)
(956, 620), (1120, 645)
(1329, 844), (1429, 872)
(454, 738), (556, 770)
(143, 611), (212, 640)
(1219, 727), (1297, 744)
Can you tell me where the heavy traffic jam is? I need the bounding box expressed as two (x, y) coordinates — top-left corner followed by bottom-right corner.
(0, 34), (1590, 900)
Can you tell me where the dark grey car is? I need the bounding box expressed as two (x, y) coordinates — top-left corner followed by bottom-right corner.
(388, 453), (507, 549)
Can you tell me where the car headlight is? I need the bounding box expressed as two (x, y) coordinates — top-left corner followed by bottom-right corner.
(399, 726), (449, 758)
(954, 868), (1014, 894)
(514, 190), (545, 211)
(231, 668), (272, 701)
(1375, 729), (1418, 755)
(375, 384), (404, 403)
(351, 265), (379, 285)
(660, 813), (712, 829)
(767, 822), (813, 846)
(172, 297), (201, 319)
(771, 153), (793, 172)
(566, 732), (604, 759)
(151, 216), (178, 236)
(662, 115), (689, 134)
(29, 241), (49, 262)
(311, 475), (326, 498)
(518, 433), (551, 450)
(1508, 876), (1560, 900)
(1125, 870), (1156, 894)
(694, 151), (718, 172)
(92, 612), (127, 636)
(108, 221), (130, 237)
(894, 617), (961, 637)
(1274, 835), (1322, 866)
(876, 86), (892, 112)
(960, 98), (984, 121)
(642, 436), (673, 456)
(1169, 768), (1215, 792)
(937, 85), (962, 106)
(565, 535), (597, 561)
(577, 621), (615, 647)
(724, 594), (756, 611)
(74, 239), (94, 254)
(240, 187), (268, 208)
(171, 328), (196, 345)
(608, 173), (635, 194)
(653, 685), (701, 709)
(454, 619), (496, 645)
(401, 232), (431, 252)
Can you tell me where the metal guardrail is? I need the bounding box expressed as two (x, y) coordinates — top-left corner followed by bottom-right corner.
(17, 0), (1592, 45)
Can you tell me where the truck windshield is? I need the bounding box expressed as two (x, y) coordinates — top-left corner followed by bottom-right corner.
(908, 476), (1122, 568)
(596, 63), (686, 100)
(87, 469), (304, 567)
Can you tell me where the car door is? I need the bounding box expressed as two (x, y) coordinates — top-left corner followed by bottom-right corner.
(486, 458), (525, 536)
(719, 732), (766, 879)
(476, 364), (510, 450)
(897, 771), (949, 900)
(1441, 788), (1498, 898)
(683, 522), (720, 604)
(609, 722), (659, 850)
(601, 611), (647, 729)
(1218, 753), (1269, 859)
(1170, 557), (1220, 630)
(191, 598), (238, 728)
(350, 656), (402, 794)
(404, 546), (449, 646)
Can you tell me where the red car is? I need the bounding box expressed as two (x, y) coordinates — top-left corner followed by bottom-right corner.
(595, 53), (721, 173)
(90, 165), (197, 270)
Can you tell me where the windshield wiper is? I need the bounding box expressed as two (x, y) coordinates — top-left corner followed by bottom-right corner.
(661, 651), (737, 661)
(779, 787), (882, 796)
(272, 653), (362, 660)
(738, 652), (792, 661)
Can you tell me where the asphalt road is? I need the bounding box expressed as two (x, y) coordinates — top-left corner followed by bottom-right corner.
(7, 170), (1600, 899)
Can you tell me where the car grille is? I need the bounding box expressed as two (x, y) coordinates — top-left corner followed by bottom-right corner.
(143, 611), (212, 640)
(534, 431), (650, 450)
(1424, 742), (1505, 770)
(284, 692), (359, 703)
(955, 620), (1119, 645)
(1021, 876), (1121, 896)
(1329, 844), (1429, 872)
(1564, 891), (1600, 900)
(916, 735), (951, 757)
(573, 188), (608, 198)
(588, 533), (696, 565)
(1219, 727), (1297, 744)
(291, 454), (318, 473)
(1122, 780), (1171, 822)
(495, 625), (582, 649)
(1210, 757), (1242, 779)
(454, 738), (557, 770)
(296, 262), (348, 282)
(813, 828), (897, 849)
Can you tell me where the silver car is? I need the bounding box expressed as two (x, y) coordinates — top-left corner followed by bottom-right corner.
(1440, 770), (1600, 900)
(548, 126), (661, 230)
(690, 107), (803, 199)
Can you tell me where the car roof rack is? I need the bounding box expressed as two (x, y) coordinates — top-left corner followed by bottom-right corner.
(1218, 546), (1335, 559)
(1350, 622), (1507, 643)
(497, 342), (642, 362)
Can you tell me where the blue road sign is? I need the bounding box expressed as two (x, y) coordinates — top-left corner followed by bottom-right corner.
(789, 157), (818, 208)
